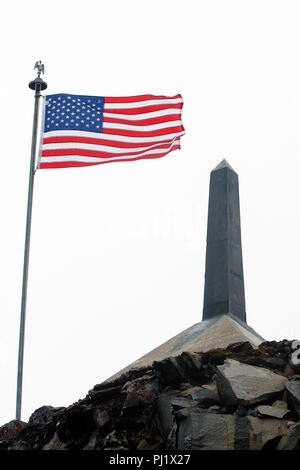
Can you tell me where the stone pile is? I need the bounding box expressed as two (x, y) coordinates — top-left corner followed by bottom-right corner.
(1, 340), (300, 450)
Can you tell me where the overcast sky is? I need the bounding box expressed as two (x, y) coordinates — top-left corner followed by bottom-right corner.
(1, 0), (300, 423)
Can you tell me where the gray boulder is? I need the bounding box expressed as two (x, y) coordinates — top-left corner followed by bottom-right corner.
(285, 380), (300, 418)
(177, 412), (236, 450)
(216, 359), (287, 407)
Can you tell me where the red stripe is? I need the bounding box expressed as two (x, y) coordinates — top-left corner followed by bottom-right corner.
(103, 103), (183, 115)
(104, 94), (182, 103)
(39, 145), (180, 169)
(41, 141), (179, 159)
(101, 125), (184, 138)
(42, 135), (177, 148)
(102, 114), (181, 126)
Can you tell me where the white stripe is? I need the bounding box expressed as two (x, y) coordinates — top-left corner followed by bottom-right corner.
(104, 97), (182, 109)
(103, 108), (182, 121)
(102, 119), (182, 132)
(44, 130), (185, 144)
(40, 140), (180, 164)
(42, 137), (179, 154)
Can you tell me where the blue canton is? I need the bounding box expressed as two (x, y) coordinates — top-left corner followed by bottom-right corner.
(44, 93), (104, 133)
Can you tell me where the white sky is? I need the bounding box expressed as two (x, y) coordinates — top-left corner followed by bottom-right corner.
(1, 0), (300, 423)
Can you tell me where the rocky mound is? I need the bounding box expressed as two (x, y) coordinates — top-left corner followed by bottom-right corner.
(1, 340), (300, 450)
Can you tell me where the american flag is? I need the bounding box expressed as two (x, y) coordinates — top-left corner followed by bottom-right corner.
(39, 93), (184, 169)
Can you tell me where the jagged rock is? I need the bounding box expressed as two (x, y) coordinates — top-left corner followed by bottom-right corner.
(7, 440), (31, 450)
(276, 421), (300, 450)
(29, 406), (64, 426)
(1, 340), (298, 451)
(182, 386), (220, 407)
(255, 405), (289, 419)
(92, 409), (110, 428)
(248, 416), (290, 449)
(42, 432), (66, 450)
(226, 341), (254, 354)
(155, 395), (175, 439)
(176, 411), (291, 450)
(153, 357), (188, 387)
(177, 412), (237, 450)
(285, 380), (300, 418)
(153, 352), (213, 387)
(216, 359), (287, 407)
(83, 430), (99, 450)
(0, 420), (27, 441)
(102, 430), (129, 450)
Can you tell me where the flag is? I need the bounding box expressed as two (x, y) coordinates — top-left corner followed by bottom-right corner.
(39, 93), (184, 169)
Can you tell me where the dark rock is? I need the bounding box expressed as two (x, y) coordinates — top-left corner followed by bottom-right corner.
(185, 386), (220, 407)
(92, 409), (110, 428)
(153, 357), (186, 387)
(29, 406), (64, 426)
(177, 412), (236, 450)
(285, 380), (300, 418)
(0, 420), (27, 441)
(226, 342), (254, 354)
(42, 432), (66, 450)
(236, 405), (248, 417)
(88, 385), (123, 403)
(155, 395), (174, 439)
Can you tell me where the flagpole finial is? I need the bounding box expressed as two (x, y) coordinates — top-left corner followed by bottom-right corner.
(29, 60), (47, 92)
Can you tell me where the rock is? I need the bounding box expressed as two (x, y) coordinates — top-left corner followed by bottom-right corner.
(83, 430), (99, 450)
(155, 396), (174, 438)
(272, 400), (288, 409)
(177, 412), (237, 450)
(185, 386), (220, 407)
(103, 430), (128, 450)
(285, 380), (300, 418)
(92, 409), (110, 428)
(216, 359), (287, 407)
(42, 432), (66, 450)
(248, 416), (290, 449)
(255, 405), (289, 419)
(153, 357), (186, 386)
(137, 439), (161, 450)
(29, 406), (64, 426)
(236, 405), (248, 417)
(0, 420), (27, 441)
(226, 341), (254, 354)
(276, 421), (300, 450)
(283, 364), (295, 376)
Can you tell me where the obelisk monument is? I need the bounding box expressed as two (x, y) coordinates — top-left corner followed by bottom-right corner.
(203, 159), (246, 322)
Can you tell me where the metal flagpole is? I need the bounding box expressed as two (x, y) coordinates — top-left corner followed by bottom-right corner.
(16, 62), (47, 420)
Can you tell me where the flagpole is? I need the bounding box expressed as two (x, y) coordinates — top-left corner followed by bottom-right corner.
(16, 62), (47, 420)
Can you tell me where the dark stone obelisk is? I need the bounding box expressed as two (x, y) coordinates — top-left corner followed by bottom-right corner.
(202, 159), (246, 322)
